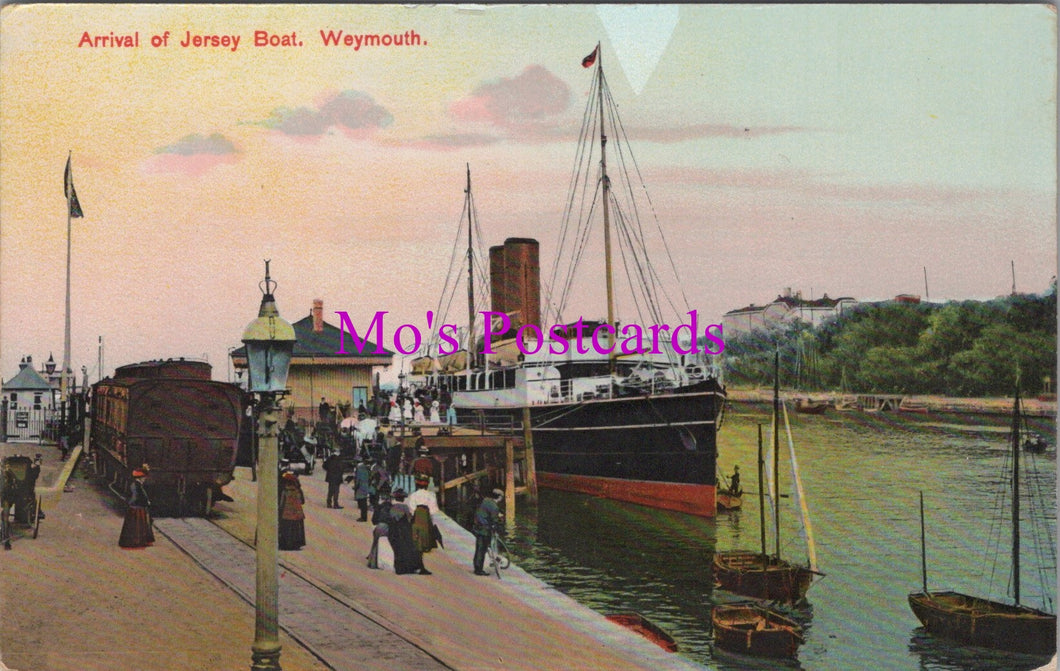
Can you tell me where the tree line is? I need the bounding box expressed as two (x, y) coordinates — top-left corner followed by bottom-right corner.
(721, 289), (1057, 397)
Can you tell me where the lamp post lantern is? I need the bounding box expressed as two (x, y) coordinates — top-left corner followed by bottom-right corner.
(242, 260), (296, 671)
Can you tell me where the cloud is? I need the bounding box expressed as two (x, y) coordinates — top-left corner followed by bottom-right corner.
(155, 133), (238, 156)
(260, 90), (393, 137)
(450, 65), (571, 126)
(143, 133), (239, 175)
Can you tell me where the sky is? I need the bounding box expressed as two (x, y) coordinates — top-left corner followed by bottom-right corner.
(0, 4), (1055, 385)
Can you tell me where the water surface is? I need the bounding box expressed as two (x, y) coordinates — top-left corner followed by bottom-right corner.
(461, 406), (1057, 670)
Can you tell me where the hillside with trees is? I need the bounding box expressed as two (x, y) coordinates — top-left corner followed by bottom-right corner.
(721, 289), (1057, 397)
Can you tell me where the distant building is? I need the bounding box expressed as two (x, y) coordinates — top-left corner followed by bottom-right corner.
(2, 355), (61, 440)
(723, 288), (858, 338)
(231, 299), (394, 424)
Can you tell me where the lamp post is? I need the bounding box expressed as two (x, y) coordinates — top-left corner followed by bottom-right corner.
(242, 260), (296, 671)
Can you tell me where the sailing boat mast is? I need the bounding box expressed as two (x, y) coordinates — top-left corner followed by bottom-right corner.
(758, 423), (768, 587)
(919, 491), (928, 593)
(1012, 380), (1021, 605)
(773, 349), (781, 558)
(593, 44), (617, 364)
(466, 164), (476, 370)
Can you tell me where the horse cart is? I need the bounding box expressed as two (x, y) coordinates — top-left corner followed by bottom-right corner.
(1, 454), (44, 549)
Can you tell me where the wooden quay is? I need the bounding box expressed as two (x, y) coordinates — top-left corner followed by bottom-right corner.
(390, 407), (538, 519)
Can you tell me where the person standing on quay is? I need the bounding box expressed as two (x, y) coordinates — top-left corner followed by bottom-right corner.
(472, 488), (504, 575)
(369, 458), (389, 510)
(387, 488), (431, 575)
(119, 468), (155, 548)
(323, 449), (345, 509)
(366, 484), (392, 569)
(408, 474), (439, 553)
(351, 458), (372, 521)
(278, 471), (306, 551)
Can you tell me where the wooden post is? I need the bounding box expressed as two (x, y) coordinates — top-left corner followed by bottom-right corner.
(504, 437), (516, 527)
(521, 406), (538, 502)
(436, 456), (445, 508)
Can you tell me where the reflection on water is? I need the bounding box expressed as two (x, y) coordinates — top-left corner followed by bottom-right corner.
(457, 407), (1057, 670)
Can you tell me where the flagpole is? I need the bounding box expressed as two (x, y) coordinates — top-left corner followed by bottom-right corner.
(62, 152), (73, 404)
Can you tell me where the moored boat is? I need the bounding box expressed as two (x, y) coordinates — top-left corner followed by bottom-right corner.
(713, 353), (823, 602)
(713, 551), (818, 604)
(908, 381), (1056, 655)
(605, 613), (678, 652)
(711, 602), (804, 658)
(907, 591), (1055, 655)
(716, 489), (742, 512)
(794, 397), (828, 414)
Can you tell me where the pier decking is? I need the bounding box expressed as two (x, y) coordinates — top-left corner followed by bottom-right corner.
(0, 443), (702, 671)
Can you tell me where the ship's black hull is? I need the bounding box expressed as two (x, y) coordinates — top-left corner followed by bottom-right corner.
(460, 380), (725, 516)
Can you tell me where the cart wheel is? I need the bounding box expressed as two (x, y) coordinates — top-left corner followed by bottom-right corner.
(33, 496), (41, 538)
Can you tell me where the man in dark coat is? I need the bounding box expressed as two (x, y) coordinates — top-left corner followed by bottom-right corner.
(323, 449), (345, 508)
(472, 488), (503, 575)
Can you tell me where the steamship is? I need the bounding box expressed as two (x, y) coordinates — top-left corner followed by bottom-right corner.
(410, 47), (726, 517)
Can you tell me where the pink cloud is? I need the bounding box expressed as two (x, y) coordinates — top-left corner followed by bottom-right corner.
(260, 91), (393, 137)
(451, 65), (571, 126)
(143, 133), (240, 175)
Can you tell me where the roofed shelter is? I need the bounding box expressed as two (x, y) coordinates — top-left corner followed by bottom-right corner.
(231, 299), (394, 425)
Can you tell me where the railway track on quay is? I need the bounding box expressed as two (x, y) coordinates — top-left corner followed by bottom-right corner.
(154, 516), (450, 671)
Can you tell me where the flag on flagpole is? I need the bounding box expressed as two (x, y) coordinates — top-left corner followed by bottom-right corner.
(64, 154), (83, 218)
(582, 44), (599, 69)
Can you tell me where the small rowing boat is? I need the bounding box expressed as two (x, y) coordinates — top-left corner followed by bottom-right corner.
(711, 602), (804, 658)
(605, 613), (678, 652)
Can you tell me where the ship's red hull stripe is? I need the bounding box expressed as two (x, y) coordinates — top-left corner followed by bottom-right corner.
(536, 472), (716, 518)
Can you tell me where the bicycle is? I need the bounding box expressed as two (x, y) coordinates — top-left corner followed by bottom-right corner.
(485, 522), (511, 578)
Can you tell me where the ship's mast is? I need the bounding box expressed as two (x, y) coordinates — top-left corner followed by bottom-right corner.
(466, 164), (476, 372)
(595, 46), (617, 368)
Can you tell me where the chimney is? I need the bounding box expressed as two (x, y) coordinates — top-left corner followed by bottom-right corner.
(312, 299), (324, 333)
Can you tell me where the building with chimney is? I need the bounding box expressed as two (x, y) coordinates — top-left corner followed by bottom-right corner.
(723, 289), (858, 338)
(231, 299), (394, 424)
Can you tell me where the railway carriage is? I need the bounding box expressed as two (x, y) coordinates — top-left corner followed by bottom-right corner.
(89, 359), (245, 516)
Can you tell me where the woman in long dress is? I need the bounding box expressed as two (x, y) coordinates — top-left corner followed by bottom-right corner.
(366, 484), (391, 569)
(119, 469), (155, 548)
(387, 488), (431, 575)
(278, 471), (306, 550)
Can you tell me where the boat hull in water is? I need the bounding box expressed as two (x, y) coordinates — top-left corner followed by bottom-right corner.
(465, 380), (724, 517)
(713, 550), (819, 603)
(711, 602), (804, 658)
(908, 591), (1057, 655)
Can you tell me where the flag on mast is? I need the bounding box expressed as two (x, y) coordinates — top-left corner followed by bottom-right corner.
(64, 154), (83, 218)
(582, 44), (599, 68)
